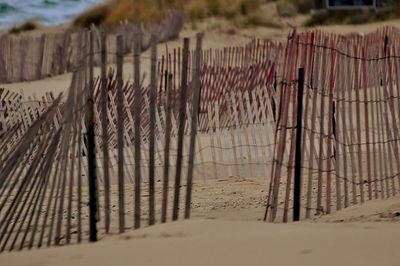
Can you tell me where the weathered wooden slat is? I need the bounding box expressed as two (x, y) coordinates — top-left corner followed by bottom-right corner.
(100, 30), (111, 233)
(116, 35), (125, 234)
(185, 33), (202, 219)
(148, 34), (157, 226)
(133, 31), (142, 229)
(172, 38), (189, 221)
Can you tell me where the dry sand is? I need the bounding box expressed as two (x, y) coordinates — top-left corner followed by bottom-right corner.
(316, 195), (400, 223)
(1, 177), (399, 266)
(4, 16), (400, 98)
(1, 219), (399, 266)
(2, 11), (400, 266)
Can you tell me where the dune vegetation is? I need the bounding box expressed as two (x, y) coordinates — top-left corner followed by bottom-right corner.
(73, 0), (281, 28)
(71, 0), (400, 30)
(8, 20), (40, 34)
(276, 0), (313, 17)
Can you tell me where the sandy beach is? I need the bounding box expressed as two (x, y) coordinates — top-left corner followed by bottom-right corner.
(1, 2), (400, 264)
(1, 190), (399, 266)
(4, 16), (400, 98)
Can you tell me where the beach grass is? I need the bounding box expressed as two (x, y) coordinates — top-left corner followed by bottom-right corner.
(9, 20), (40, 34)
(73, 0), (281, 29)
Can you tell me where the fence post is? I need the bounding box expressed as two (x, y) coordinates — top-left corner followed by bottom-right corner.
(173, 38), (190, 221)
(161, 73), (173, 223)
(116, 35), (125, 234)
(333, 102), (336, 160)
(185, 33), (202, 219)
(100, 30), (111, 234)
(133, 30), (142, 230)
(87, 30), (98, 242)
(148, 34), (157, 226)
(293, 67), (304, 222)
(0, 97), (5, 134)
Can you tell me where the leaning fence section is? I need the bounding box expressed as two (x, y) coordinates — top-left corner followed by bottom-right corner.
(0, 27), (282, 252)
(265, 26), (400, 223)
(0, 30), (200, 252)
(0, 10), (183, 83)
(2, 25), (400, 253)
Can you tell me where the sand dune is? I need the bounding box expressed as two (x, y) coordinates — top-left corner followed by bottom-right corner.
(4, 17), (400, 98)
(1, 180), (399, 266)
(1, 218), (399, 266)
(315, 195), (400, 223)
(2, 14), (400, 266)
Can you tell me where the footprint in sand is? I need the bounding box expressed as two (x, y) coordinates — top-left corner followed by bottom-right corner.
(300, 249), (313, 255)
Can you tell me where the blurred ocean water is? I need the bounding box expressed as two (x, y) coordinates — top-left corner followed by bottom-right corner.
(0, 0), (102, 28)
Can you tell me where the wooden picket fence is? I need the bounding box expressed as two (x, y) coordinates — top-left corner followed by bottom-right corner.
(0, 10), (183, 83)
(0, 26), (283, 252)
(1, 25), (400, 253)
(265, 26), (400, 222)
